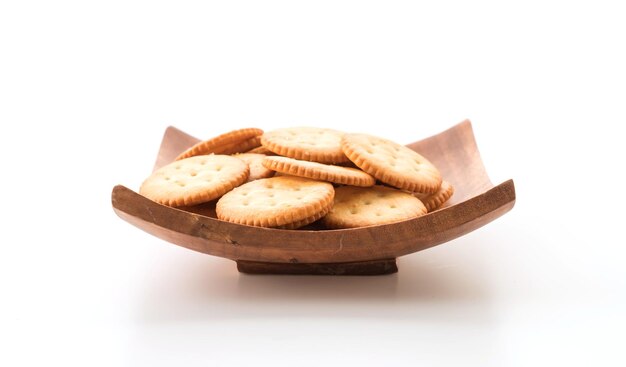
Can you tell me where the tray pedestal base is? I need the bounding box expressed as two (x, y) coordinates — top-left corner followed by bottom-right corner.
(236, 258), (398, 275)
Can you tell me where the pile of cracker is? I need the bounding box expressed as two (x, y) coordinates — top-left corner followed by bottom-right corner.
(139, 127), (453, 229)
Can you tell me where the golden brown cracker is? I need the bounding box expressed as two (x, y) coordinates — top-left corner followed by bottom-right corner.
(414, 180), (454, 212)
(262, 156), (375, 187)
(233, 153), (275, 181)
(322, 185), (427, 228)
(246, 145), (274, 155)
(216, 176), (334, 228)
(341, 133), (442, 194)
(140, 155), (249, 207)
(175, 128), (263, 161)
(218, 136), (262, 155)
(261, 127), (348, 164)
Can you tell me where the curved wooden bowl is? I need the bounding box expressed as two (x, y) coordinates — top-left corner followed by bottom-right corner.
(111, 120), (515, 275)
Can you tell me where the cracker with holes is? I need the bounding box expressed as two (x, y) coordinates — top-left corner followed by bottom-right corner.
(139, 155), (249, 207)
(341, 133), (442, 194)
(175, 128), (263, 161)
(413, 180), (454, 212)
(262, 156), (375, 187)
(216, 176), (334, 229)
(261, 127), (348, 164)
(233, 153), (275, 182)
(323, 185), (427, 228)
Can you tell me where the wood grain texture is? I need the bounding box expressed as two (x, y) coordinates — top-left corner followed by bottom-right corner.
(237, 259), (398, 275)
(112, 120), (516, 273)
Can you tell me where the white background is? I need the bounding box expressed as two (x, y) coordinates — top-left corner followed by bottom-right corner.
(1, 1), (625, 366)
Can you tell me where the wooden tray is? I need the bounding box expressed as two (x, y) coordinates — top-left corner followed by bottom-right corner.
(111, 120), (515, 275)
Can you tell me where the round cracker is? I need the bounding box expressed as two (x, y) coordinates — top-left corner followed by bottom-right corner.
(140, 155), (249, 207)
(216, 176), (334, 228)
(322, 185), (427, 229)
(175, 128), (263, 161)
(261, 127), (348, 164)
(218, 136), (262, 155)
(276, 202), (333, 229)
(233, 153), (275, 181)
(262, 156), (375, 187)
(246, 145), (274, 155)
(341, 133), (442, 194)
(414, 180), (454, 212)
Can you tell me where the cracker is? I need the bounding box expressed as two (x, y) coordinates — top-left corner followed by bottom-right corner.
(233, 153), (275, 181)
(246, 145), (274, 155)
(322, 185), (427, 228)
(276, 203), (333, 229)
(262, 156), (375, 187)
(219, 136), (262, 155)
(414, 180), (454, 212)
(175, 128), (263, 161)
(261, 127), (348, 164)
(341, 133), (442, 194)
(139, 155), (249, 207)
(216, 176), (334, 228)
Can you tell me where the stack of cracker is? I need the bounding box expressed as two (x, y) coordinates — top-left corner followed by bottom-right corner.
(139, 127), (454, 229)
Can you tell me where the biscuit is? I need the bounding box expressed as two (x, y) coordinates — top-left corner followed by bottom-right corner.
(175, 128), (263, 161)
(322, 185), (427, 228)
(413, 180), (454, 212)
(246, 145), (274, 155)
(233, 153), (275, 181)
(262, 156), (375, 187)
(276, 204), (333, 229)
(341, 133), (442, 194)
(219, 136), (262, 155)
(261, 127), (348, 164)
(140, 155), (249, 207)
(216, 176), (334, 228)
